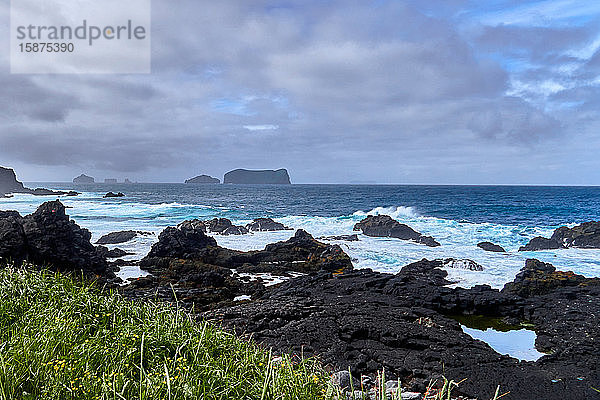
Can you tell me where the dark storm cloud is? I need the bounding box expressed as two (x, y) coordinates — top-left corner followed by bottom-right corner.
(0, 0), (597, 183)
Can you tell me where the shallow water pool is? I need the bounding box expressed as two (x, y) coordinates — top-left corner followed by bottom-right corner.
(461, 325), (546, 361)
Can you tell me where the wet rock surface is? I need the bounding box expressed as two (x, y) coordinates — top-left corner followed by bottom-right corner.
(319, 234), (360, 242)
(205, 259), (600, 400)
(439, 258), (484, 271)
(96, 230), (150, 245)
(0, 201), (113, 279)
(477, 241), (506, 252)
(520, 221), (600, 251)
(245, 217), (292, 232)
(353, 215), (440, 247)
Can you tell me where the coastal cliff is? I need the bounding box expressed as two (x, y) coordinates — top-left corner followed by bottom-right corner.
(223, 168), (291, 184)
(0, 166), (26, 196)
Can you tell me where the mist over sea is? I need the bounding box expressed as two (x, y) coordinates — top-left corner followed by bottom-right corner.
(3, 183), (600, 288)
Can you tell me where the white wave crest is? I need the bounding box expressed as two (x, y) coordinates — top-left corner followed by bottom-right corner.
(353, 206), (420, 219)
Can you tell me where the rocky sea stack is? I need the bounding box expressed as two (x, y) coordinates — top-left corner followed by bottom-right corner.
(185, 174), (220, 184)
(73, 174), (95, 184)
(223, 169), (291, 184)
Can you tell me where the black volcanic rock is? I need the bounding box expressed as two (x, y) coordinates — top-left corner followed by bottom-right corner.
(519, 236), (563, 251)
(96, 230), (149, 245)
(223, 168), (291, 184)
(201, 218), (247, 235)
(205, 259), (600, 400)
(550, 221), (600, 248)
(319, 234), (360, 242)
(353, 215), (440, 247)
(145, 222), (218, 259)
(142, 226), (353, 275)
(73, 174), (95, 184)
(477, 241), (506, 253)
(439, 258), (484, 271)
(0, 201), (112, 278)
(0, 211), (27, 260)
(246, 218), (292, 232)
(519, 221), (600, 251)
(136, 227), (352, 310)
(96, 246), (131, 259)
(185, 175), (220, 184)
(104, 192), (125, 198)
(502, 258), (597, 298)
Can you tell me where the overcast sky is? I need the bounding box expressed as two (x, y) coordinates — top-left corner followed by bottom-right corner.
(2, 0), (600, 184)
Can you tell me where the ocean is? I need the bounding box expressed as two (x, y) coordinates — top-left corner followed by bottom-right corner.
(2, 183), (600, 288)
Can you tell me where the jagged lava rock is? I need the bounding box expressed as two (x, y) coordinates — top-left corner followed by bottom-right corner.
(223, 168), (291, 184)
(353, 215), (440, 247)
(0, 201), (111, 278)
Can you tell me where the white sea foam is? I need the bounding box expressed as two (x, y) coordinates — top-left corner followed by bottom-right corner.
(2, 195), (600, 288)
(353, 206), (420, 219)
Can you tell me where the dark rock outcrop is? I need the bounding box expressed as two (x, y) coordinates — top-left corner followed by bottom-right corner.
(133, 226), (352, 310)
(550, 221), (600, 248)
(203, 218), (248, 235)
(477, 241), (506, 253)
(440, 258), (484, 271)
(185, 175), (220, 184)
(223, 169), (291, 184)
(353, 215), (440, 247)
(96, 246), (132, 259)
(206, 259), (600, 400)
(104, 192), (125, 198)
(96, 230), (150, 245)
(319, 234), (360, 242)
(145, 222), (217, 259)
(519, 236), (563, 251)
(502, 258), (598, 298)
(520, 221), (600, 251)
(246, 218), (291, 232)
(73, 174), (95, 184)
(0, 201), (112, 279)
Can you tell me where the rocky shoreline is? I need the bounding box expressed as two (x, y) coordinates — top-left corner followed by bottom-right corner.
(0, 201), (599, 399)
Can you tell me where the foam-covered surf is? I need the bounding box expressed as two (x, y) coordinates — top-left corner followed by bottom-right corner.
(2, 183), (600, 289)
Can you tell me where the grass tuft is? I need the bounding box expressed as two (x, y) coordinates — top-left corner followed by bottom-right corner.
(0, 267), (327, 400)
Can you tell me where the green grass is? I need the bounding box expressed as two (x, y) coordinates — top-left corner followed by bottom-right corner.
(0, 267), (328, 400)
